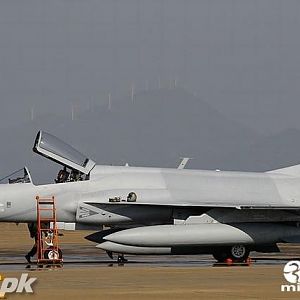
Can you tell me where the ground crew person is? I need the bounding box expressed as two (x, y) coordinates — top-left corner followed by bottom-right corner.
(25, 222), (38, 263)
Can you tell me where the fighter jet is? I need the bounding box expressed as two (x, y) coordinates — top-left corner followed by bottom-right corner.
(1, 130), (300, 263)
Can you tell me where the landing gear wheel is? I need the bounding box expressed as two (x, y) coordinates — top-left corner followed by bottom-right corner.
(230, 244), (249, 261)
(212, 245), (250, 263)
(212, 251), (228, 262)
(44, 247), (63, 260)
(117, 254), (128, 263)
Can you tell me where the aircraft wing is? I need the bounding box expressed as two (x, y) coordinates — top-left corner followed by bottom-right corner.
(84, 201), (300, 210)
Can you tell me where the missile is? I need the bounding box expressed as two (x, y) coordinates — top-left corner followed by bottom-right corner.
(102, 223), (300, 247)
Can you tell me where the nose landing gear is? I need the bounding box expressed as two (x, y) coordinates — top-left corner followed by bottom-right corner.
(106, 251), (128, 264)
(117, 254), (128, 263)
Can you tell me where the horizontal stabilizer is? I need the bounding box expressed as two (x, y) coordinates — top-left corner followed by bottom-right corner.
(267, 164), (300, 176)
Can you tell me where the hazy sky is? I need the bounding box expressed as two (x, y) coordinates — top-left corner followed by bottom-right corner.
(1, 1), (300, 181)
(0, 0), (300, 133)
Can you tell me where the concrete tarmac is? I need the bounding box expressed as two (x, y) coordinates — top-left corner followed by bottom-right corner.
(1, 223), (300, 299)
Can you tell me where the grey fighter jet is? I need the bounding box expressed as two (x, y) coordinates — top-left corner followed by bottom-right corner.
(1, 130), (300, 263)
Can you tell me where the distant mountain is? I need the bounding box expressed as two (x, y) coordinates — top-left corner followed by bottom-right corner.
(0, 88), (261, 183)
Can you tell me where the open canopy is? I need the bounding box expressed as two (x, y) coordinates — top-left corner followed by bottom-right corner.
(33, 131), (96, 174)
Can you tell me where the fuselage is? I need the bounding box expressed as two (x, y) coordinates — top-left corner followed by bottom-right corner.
(0, 165), (299, 225)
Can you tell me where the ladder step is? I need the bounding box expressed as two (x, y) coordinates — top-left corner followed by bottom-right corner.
(37, 201), (54, 203)
(36, 195), (63, 264)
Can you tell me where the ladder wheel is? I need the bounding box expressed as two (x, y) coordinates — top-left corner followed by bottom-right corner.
(44, 247), (62, 260)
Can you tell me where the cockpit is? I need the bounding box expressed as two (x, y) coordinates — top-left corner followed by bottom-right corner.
(0, 167), (32, 184)
(0, 131), (96, 185)
(33, 131), (96, 184)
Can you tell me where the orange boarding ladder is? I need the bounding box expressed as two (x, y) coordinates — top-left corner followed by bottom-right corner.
(36, 196), (63, 265)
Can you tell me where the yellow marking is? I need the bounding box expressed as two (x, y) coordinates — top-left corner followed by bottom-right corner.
(0, 275), (5, 298)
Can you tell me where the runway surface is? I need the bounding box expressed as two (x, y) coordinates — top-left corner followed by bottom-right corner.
(1, 223), (300, 299)
(0, 252), (297, 271)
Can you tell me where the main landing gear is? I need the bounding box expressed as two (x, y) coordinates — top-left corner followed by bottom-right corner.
(212, 245), (251, 265)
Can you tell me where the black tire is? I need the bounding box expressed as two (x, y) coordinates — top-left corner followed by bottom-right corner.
(212, 250), (228, 262)
(43, 247), (63, 260)
(212, 245), (250, 263)
(117, 255), (128, 263)
(229, 244), (250, 261)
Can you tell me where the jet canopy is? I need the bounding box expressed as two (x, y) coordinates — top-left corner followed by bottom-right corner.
(33, 131), (95, 175)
